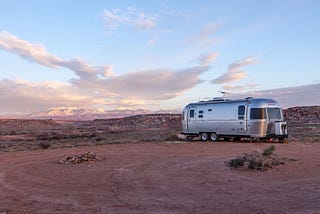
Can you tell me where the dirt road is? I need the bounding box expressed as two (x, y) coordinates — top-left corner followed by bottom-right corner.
(0, 142), (319, 213)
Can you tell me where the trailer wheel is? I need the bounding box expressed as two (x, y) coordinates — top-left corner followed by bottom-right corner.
(210, 133), (218, 142)
(200, 133), (209, 141)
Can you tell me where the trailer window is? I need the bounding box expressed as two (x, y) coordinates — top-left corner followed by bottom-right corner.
(238, 105), (245, 120)
(189, 109), (195, 118)
(250, 108), (266, 119)
(267, 108), (281, 119)
(198, 110), (204, 118)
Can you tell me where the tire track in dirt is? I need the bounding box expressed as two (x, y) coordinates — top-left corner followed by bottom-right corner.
(108, 170), (132, 209)
(0, 156), (85, 210)
(0, 149), (112, 212)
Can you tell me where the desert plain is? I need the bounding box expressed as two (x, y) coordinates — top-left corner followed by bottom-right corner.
(0, 107), (319, 213)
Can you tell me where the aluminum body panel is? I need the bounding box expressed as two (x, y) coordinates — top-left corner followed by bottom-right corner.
(182, 98), (288, 139)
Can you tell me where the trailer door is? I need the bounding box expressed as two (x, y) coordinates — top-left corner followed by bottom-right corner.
(237, 105), (247, 133)
(187, 107), (196, 132)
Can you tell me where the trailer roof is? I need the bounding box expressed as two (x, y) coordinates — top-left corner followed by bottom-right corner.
(186, 97), (281, 108)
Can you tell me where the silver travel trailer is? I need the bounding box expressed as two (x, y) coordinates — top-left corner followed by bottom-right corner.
(182, 97), (288, 143)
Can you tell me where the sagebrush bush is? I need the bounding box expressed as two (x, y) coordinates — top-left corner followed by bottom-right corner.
(262, 145), (276, 156)
(228, 145), (284, 171)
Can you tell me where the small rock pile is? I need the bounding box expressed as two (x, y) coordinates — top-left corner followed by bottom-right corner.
(58, 151), (101, 164)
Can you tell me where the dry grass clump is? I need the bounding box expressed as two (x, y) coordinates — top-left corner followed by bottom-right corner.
(228, 145), (284, 171)
(38, 141), (51, 149)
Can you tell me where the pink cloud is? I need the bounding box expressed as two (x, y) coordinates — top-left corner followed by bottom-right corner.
(212, 56), (258, 84)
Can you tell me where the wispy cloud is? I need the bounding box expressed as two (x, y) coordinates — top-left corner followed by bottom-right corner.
(0, 31), (61, 68)
(73, 66), (210, 100)
(191, 22), (223, 46)
(0, 31), (209, 113)
(0, 79), (105, 113)
(0, 31), (114, 79)
(0, 78), (158, 114)
(58, 59), (113, 79)
(198, 52), (219, 65)
(108, 66), (208, 100)
(103, 7), (156, 31)
(211, 56), (258, 84)
(228, 83), (320, 108)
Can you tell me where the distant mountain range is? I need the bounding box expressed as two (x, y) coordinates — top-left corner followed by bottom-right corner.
(23, 107), (180, 120)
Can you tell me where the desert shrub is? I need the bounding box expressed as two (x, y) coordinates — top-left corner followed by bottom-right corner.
(165, 133), (180, 141)
(95, 136), (103, 142)
(9, 131), (17, 135)
(38, 141), (51, 149)
(228, 145), (284, 171)
(262, 145), (276, 156)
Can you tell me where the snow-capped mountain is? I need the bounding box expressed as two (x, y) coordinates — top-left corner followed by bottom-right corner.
(29, 107), (106, 117)
(27, 107), (179, 120)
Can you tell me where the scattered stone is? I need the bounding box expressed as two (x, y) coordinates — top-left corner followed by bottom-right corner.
(58, 151), (101, 164)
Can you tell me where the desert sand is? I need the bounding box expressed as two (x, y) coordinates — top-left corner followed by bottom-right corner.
(0, 141), (319, 213)
(0, 111), (319, 213)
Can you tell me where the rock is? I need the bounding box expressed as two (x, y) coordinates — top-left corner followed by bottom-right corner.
(94, 114), (182, 130)
(283, 106), (320, 123)
(58, 151), (101, 164)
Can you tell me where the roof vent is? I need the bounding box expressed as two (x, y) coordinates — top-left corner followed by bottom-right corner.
(210, 97), (232, 102)
(212, 97), (225, 101)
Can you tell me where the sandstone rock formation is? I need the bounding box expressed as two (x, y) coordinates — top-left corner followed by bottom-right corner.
(283, 106), (320, 123)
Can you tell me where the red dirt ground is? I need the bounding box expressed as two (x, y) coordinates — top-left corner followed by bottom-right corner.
(0, 141), (319, 214)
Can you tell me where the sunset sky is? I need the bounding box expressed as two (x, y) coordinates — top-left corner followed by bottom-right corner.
(0, 0), (319, 114)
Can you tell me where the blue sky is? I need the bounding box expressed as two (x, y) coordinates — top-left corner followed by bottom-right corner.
(0, 0), (319, 114)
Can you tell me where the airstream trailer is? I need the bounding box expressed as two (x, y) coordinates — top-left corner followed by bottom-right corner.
(182, 97), (288, 143)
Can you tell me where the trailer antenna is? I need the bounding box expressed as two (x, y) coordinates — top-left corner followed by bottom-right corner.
(218, 91), (230, 99)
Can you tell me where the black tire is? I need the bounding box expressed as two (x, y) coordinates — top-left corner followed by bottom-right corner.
(210, 133), (218, 142)
(200, 133), (209, 141)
